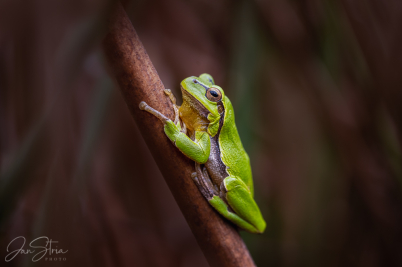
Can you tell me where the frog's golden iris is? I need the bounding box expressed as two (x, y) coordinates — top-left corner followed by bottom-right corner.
(206, 87), (222, 102)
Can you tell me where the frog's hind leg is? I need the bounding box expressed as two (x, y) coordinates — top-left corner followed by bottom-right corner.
(191, 164), (264, 233)
(210, 177), (266, 233)
(208, 192), (264, 233)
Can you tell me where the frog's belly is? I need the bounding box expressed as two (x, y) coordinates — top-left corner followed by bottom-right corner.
(205, 136), (228, 187)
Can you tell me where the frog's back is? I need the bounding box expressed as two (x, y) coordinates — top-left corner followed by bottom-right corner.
(219, 96), (254, 196)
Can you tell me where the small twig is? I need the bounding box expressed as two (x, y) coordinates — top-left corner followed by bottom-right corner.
(102, 3), (255, 267)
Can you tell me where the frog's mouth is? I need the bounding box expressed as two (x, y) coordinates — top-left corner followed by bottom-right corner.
(180, 86), (210, 119)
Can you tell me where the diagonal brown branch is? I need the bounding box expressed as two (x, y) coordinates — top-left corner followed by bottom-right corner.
(102, 3), (255, 267)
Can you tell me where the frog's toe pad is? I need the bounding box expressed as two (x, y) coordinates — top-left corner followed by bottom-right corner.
(139, 101), (148, 110)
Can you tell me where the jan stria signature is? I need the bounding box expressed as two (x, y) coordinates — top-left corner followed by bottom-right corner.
(5, 236), (68, 262)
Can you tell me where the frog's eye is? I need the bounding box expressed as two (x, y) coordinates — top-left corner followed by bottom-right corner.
(206, 87), (222, 102)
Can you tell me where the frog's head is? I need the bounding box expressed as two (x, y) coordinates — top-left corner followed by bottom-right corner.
(179, 74), (225, 136)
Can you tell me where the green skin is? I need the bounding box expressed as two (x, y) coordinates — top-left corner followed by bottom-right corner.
(139, 74), (266, 234)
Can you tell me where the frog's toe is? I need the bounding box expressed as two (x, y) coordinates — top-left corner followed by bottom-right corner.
(139, 101), (148, 110)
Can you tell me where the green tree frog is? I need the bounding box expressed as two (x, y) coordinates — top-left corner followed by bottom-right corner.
(139, 74), (266, 233)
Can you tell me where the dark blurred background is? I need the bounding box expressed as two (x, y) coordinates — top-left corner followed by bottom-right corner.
(1, 0), (402, 266)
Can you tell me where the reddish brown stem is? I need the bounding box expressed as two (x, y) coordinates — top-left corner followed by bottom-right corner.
(102, 3), (255, 267)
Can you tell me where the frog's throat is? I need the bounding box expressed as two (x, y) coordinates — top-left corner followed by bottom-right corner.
(180, 88), (223, 136)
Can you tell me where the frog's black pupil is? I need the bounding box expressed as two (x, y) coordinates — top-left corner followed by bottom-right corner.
(210, 90), (219, 97)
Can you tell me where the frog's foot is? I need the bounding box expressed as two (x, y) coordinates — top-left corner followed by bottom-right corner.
(202, 166), (219, 193)
(164, 89), (180, 124)
(139, 101), (169, 124)
(191, 172), (212, 199)
(191, 163), (219, 200)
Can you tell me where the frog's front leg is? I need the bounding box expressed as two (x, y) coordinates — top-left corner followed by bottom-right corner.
(139, 101), (210, 163)
(139, 101), (170, 124)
